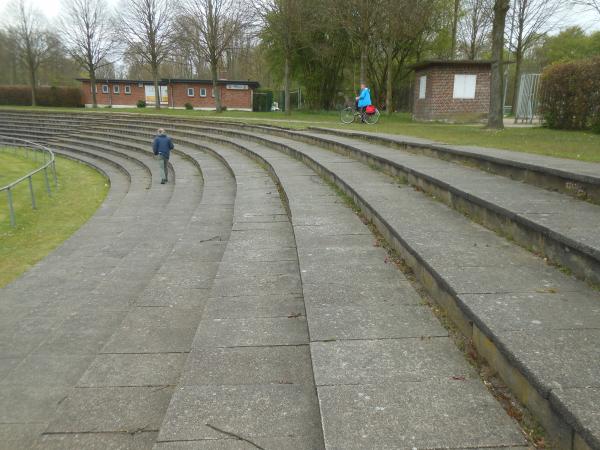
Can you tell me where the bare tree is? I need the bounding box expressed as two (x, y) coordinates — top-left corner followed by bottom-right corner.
(119, 0), (176, 109)
(60, 0), (115, 107)
(458, 0), (493, 59)
(507, 0), (562, 114)
(181, 0), (251, 112)
(571, 0), (600, 16)
(10, 0), (50, 106)
(487, 0), (510, 129)
(255, 0), (302, 115)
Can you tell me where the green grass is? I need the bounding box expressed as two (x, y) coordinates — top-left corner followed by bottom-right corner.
(0, 150), (109, 287)
(2, 106), (600, 162)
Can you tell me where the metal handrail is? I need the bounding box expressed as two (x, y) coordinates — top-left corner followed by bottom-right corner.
(0, 135), (58, 227)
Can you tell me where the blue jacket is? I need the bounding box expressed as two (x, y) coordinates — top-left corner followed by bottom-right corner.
(152, 134), (174, 159)
(357, 87), (372, 108)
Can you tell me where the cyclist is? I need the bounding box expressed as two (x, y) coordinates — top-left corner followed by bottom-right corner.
(355, 83), (372, 122)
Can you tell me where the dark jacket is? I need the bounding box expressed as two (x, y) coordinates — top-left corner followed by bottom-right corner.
(152, 134), (174, 159)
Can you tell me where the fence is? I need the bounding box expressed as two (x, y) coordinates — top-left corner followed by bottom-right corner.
(515, 74), (541, 124)
(0, 135), (58, 227)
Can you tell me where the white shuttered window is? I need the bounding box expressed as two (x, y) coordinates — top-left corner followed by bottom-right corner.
(453, 74), (477, 99)
(419, 76), (427, 99)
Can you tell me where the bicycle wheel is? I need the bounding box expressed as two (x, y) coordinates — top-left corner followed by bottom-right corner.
(364, 108), (380, 125)
(340, 107), (356, 124)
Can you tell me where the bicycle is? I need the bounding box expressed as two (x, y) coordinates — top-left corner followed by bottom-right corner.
(340, 105), (380, 125)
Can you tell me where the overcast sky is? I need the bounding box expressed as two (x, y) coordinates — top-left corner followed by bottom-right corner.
(1, 0), (599, 33)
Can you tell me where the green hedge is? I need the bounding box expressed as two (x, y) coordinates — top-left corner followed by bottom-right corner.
(0, 85), (83, 107)
(539, 57), (600, 132)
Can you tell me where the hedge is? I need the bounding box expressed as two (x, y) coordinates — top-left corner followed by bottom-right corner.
(539, 57), (600, 132)
(0, 85), (83, 107)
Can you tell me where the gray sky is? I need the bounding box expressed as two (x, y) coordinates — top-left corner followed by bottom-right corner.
(1, 0), (599, 33)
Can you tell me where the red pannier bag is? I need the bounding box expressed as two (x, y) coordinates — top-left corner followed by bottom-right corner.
(365, 105), (376, 115)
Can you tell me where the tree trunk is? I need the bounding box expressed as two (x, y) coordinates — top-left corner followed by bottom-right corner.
(385, 42), (393, 115)
(451, 0), (460, 58)
(284, 52), (291, 115)
(153, 66), (160, 110)
(512, 45), (523, 121)
(211, 60), (221, 112)
(487, 0), (510, 129)
(29, 65), (37, 107)
(90, 69), (98, 108)
(360, 41), (367, 84)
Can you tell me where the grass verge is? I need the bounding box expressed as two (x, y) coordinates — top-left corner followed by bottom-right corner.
(0, 150), (109, 287)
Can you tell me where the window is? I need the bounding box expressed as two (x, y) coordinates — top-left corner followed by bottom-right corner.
(211, 88), (215, 98)
(102, 84), (109, 94)
(113, 84), (120, 94)
(199, 88), (207, 97)
(187, 87), (195, 97)
(453, 74), (477, 99)
(226, 84), (248, 90)
(419, 76), (427, 99)
(124, 85), (131, 95)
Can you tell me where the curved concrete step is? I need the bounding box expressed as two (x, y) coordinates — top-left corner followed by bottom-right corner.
(187, 134), (528, 449)
(0, 127), (233, 449)
(152, 142), (326, 449)
(168, 126), (599, 450)
(138, 121), (600, 287)
(50, 140), (152, 192)
(2, 112), (598, 449)
(308, 126), (600, 203)
(33, 143), (236, 449)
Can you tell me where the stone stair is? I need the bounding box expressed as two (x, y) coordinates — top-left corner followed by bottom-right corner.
(0, 110), (598, 450)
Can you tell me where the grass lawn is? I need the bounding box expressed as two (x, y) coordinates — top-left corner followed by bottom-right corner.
(0, 150), (108, 287)
(2, 106), (600, 162)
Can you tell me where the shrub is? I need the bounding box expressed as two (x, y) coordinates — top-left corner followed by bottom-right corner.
(0, 85), (82, 107)
(539, 57), (600, 132)
(184, 102), (193, 110)
(137, 99), (146, 108)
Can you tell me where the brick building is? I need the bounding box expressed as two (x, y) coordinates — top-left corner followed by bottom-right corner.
(78, 78), (260, 110)
(412, 61), (491, 122)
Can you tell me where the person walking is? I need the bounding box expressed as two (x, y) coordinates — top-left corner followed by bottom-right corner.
(152, 128), (174, 184)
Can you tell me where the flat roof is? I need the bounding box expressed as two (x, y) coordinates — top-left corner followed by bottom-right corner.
(77, 78), (260, 88)
(411, 60), (492, 71)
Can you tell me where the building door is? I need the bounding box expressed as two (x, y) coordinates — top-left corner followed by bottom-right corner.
(145, 85), (168, 106)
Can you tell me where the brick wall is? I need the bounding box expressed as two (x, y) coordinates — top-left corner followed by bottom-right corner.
(81, 81), (253, 110)
(171, 84), (252, 110)
(413, 64), (491, 122)
(81, 81), (145, 107)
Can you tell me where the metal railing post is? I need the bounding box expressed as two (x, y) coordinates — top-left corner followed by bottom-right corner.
(52, 161), (58, 187)
(28, 176), (36, 209)
(44, 167), (51, 196)
(1, 136), (57, 223)
(7, 188), (15, 227)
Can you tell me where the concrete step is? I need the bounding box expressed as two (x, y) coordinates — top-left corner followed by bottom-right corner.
(34, 144), (234, 449)
(171, 127), (600, 450)
(0, 122), (237, 449)
(2, 111), (598, 449)
(153, 142), (326, 449)
(135, 121), (600, 287)
(308, 126), (600, 203)
(197, 135), (528, 449)
(49, 140), (152, 192)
